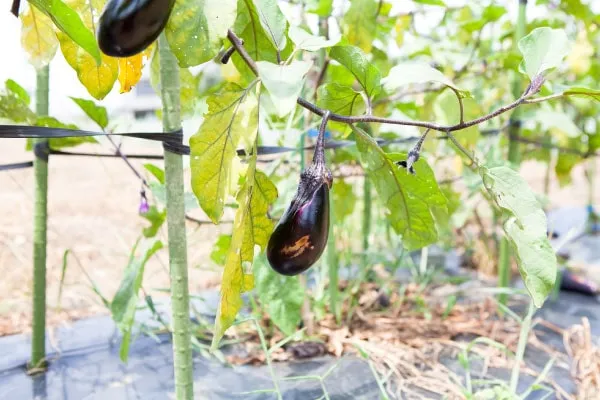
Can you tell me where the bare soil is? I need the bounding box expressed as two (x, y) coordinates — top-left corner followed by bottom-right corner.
(0, 138), (598, 336)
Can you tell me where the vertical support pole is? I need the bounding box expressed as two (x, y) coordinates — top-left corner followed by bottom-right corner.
(31, 65), (50, 370)
(158, 34), (193, 399)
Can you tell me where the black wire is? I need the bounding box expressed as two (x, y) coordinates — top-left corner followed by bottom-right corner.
(0, 161), (33, 171)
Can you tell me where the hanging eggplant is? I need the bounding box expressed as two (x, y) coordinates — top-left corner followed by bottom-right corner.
(267, 113), (332, 276)
(97, 0), (175, 57)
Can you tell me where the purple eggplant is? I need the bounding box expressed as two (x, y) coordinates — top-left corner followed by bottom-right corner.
(267, 113), (332, 276)
(97, 0), (175, 57)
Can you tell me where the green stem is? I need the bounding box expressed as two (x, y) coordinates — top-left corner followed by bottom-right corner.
(31, 65), (50, 371)
(509, 301), (535, 393)
(499, 0), (527, 306)
(362, 177), (372, 267)
(158, 34), (193, 400)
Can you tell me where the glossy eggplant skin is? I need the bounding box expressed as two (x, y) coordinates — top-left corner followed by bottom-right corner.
(267, 177), (330, 276)
(97, 0), (175, 57)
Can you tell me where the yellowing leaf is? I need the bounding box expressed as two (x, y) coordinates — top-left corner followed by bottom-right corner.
(117, 46), (153, 93)
(57, 0), (117, 99)
(118, 55), (143, 93)
(212, 164), (278, 348)
(190, 83), (258, 222)
(20, 5), (58, 69)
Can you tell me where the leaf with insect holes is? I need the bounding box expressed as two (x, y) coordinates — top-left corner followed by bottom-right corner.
(257, 60), (312, 117)
(212, 165), (278, 348)
(20, 5), (58, 69)
(481, 166), (556, 307)
(341, 0), (378, 52)
(354, 126), (446, 250)
(111, 239), (163, 361)
(70, 97), (108, 129)
(28, 0), (101, 64)
(254, 254), (303, 335)
(56, 0), (117, 100)
(288, 26), (340, 51)
(190, 83), (258, 223)
(254, 0), (288, 51)
(166, 0), (237, 67)
(382, 61), (468, 97)
(329, 46), (381, 99)
(518, 27), (569, 80)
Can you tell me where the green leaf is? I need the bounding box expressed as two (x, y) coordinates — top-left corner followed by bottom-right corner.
(414, 0), (446, 6)
(211, 235), (232, 265)
(232, 0), (281, 81)
(190, 83), (257, 223)
(353, 126), (446, 250)
(165, 0), (237, 67)
(144, 164), (165, 184)
(561, 86), (600, 101)
(555, 152), (579, 187)
(254, 255), (303, 335)
(382, 61), (466, 95)
(518, 27), (569, 80)
(70, 97), (108, 129)
(433, 90), (481, 149)
(141, 207), (166, 238)
(329, 46), (381, 98)
(0, 82), (36, 123)
(288, 26), (340, 51)
(481, 166), (556, 307)
(256, 60), (312, 117)
(331, 179), (355, 221)
(212, 166), (278, 348)
(5, 79), (30, 105)
(341, 0), (378, 52)
(254, 0), (288, 50)
(316, 83), (365, 136)
(28, 0), (101, 65)
(305, 0), (332, 17)
(111, 239), (163, 361)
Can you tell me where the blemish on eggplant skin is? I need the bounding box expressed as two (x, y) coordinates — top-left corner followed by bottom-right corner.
(281, 235), (311, 258)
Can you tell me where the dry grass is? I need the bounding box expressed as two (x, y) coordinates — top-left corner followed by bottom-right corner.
(225, 283), (598, 399)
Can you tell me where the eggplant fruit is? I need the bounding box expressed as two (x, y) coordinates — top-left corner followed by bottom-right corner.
(267, 114), (333, 276)
(97, 0), (175, 57)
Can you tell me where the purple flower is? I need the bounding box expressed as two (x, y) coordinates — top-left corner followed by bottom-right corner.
(139, 190), (150, 214)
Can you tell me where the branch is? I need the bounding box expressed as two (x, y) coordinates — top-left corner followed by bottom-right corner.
(226, 30), (561, 135)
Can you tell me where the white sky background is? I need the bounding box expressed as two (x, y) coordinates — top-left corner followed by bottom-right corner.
(0, 1), (594, 127)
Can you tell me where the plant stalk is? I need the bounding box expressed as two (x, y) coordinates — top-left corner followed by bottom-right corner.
(31, 65), (50, 371)
(499, 0), (527, 306)
(158, 34), (193, 400)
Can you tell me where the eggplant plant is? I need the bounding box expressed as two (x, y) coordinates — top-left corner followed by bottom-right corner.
(3, 1), (600, 399)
